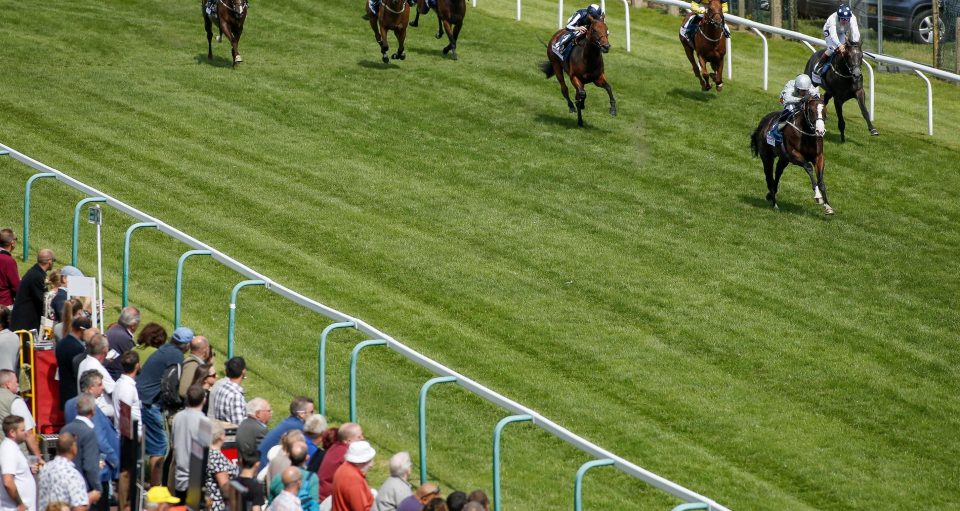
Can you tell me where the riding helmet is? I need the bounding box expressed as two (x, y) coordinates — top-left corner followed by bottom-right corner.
(587, 3), (603, 17)
(837, 4), (852, 20)
(794, 74), (813, 92)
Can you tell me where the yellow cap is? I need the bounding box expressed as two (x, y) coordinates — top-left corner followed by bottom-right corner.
(146, 487), (181, 504)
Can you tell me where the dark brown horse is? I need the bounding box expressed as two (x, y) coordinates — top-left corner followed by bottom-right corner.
(411, 0), (466, 60)
(203, 0), (248, 66)
(680, 0), (726, 91)
(750, 95), (834, 215)
(540, 17), (616, 128)
(804, 42), (879, 142)
(367, 0), (410, 63)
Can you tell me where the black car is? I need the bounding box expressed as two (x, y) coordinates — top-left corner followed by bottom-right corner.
(797, 0), (949, 43)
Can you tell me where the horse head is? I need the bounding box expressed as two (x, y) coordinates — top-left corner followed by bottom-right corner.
(221, 0), (248, 17)
(586, 17), (610, 53)
(840, 41), (863, 79)
(705, 0), (724, 29)
(803, 95), (826, 137)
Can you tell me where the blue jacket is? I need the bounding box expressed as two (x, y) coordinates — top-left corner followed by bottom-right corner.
(258, 416), (304, 468)
(65, 397), (120, 481)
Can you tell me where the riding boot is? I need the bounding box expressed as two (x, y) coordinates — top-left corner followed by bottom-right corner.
(813, 52), (830, 79)
(723, 23), (731, 38)
(685, 14), (701, 40)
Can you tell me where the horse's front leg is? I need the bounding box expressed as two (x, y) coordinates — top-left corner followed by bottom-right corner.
(218, 18), (238, 64)
(815, 154), (833, 215)
(571, 76), (586, 127)
(379, 24), (390, 63)
(441, 18), (456, 57)
(713, 54), (725, 92)
(368, 13), (382, 45)
(204, 15), (214, 60)
(697, 53), (712, 91)
(855, 88), (879, 136)
(595, 73), (615, 117)
(392, 25), (406, 60)
(681, 39), (707, 91)
(436, 9), (444, 39)
(835, 99), (846, 143)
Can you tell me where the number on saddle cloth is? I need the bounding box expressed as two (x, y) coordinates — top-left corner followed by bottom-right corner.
(682, 14), (702, 41)
(205, 0), (218, 17)
(369, 0), (380, 14)
(552, 31), (578, 62)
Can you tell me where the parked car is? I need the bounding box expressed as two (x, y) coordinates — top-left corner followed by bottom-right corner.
(797, 0), (949, 43)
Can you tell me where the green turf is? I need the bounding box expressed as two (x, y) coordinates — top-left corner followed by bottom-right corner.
(1, 0), (959, 509)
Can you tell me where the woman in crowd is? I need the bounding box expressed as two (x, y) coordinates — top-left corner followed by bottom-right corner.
(132, 322), (168, 363)
(205, 421), (239, 511)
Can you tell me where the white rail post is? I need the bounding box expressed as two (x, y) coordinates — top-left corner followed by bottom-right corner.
(750, 27), (768, 90)
(863, 59), (875, 121)
(558, 0), (564, 28)
(472, 0), (476, 7)
(621, 0), (631, 52)
(801, 40), (816, 52)
(914, 69), (933, 135)
(517, 0), (521, 20)
(726, 36), (732, 79)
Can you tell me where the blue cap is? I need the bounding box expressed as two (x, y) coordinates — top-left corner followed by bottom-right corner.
(837, 5), (852, 19)
(59, 266), (84, 278)
(172, 327), (194, 344)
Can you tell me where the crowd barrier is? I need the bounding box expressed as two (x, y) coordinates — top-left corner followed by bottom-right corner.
(1, 144), (731, 511)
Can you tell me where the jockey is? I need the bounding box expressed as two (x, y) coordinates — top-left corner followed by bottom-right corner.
(813, 4), (860, 82)
(681, 0), (731, 42)
(768, 74), (820, 147)
(552, 4), (603, 59)
(363, 0), (417, 20)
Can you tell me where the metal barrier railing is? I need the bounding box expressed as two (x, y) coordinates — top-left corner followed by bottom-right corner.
(2, 144), (732, 511)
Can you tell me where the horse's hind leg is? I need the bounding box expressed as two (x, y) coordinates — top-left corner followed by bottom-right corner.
(770, 156), (789, 209)
(855, 88), (879, 136)
(441, 18), (456, 57)
(835, 99), (846, 143)
(204, 15), (214, 60)
(681, 39), (707, 91)
(571, 76), (586, 127)
(595, 74), (616, 117)
(368, 13), (382, 45)
(551, 58), (575, 114)
(435, 10), (444, 38)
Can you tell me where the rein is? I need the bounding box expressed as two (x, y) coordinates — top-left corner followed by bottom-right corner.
(381, 0), (407, 14)
(219, 0), (247, 15)
(696, 24), (722, 43)
(785, 101), (822, 138)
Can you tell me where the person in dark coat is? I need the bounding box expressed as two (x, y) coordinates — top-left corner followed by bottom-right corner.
(9, 249), (55, 332)
(60, 394), (103, 510)
(57, 315), (91, 408)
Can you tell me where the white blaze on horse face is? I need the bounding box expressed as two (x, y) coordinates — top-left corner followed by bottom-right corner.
(815, 103), (826, 137)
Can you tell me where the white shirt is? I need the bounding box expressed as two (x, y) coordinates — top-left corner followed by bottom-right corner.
(780, 80), (819, 106)
(77, 355), (116, 418)
(822, 12), (860, 47)
(112, 374), (143, 436)
(0, 437), (36, 511)
(9, 399), (35, 432)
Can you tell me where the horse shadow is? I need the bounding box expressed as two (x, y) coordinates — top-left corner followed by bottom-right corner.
(738, 194), (826, 218)
(668, 87), (718, 103)
(534, 112), (611, 132)
(195, 54), (233, 68)
(357, 59), (402, 69)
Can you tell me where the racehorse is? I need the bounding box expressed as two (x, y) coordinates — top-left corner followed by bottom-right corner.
(367, 0), (410, 63)
(203, 0), (248, 66)
(804, 42), (879, 142)
(680, 0), (726, 92)
(411, 0), (466, 60)
(750, 95), (834, 215)
(540, 17), (616, 128)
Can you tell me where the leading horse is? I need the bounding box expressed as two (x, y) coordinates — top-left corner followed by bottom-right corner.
(204, 0), (248, 66)
(750, 95), (834, 215)
(540, 17), (616, 128)
(411, 0), (466, 60)
(367, 0), (410, 63)
(804, 42), (879, 142)
(680, 0), (726, 92)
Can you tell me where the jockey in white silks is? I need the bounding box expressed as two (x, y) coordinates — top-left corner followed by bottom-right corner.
(813, 4), (860, 82)
(767, 74), (822, 147)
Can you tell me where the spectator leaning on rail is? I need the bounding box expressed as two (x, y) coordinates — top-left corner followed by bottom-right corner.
(135, 326), (190, 487)
(813, 4), (860, 83)
(259, 396), (315, 469)
(0, 231), (19, 310)
(76, 335), (116, 419)
(0, 310), (19, 372)
(330, 441), (376, 511)
(104, 307), (140, 381)
(0, 370), (44, 464)
(60, 395), (102, 511)
(237, 398), (272, 467)
(318, 423), (364, 501)
(372, 452), (412, 511)
(212, 356), (247, 425)
(64, 371), (119, 491)
(171, 384), (210, 501)
(56, 312), (90, 408)
(38, 433), (94, 511)
(0, 415), (38, 511)
(268, 467), (303, 511)
(10, 249), (55, 333)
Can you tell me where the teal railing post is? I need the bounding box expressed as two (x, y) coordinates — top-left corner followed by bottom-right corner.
(22, 173), (56, 262)
(227, 279), (266, 359)
(492, 414), (533, 511)
(573, 459), (615, 511)
(71, 197), (107, 266)
(348, 339), (387, 423)
(174, 249), (212, 329)
(418, 376), (457, 484)
(670, 504), (709, 511)
(122, 222), (158, 308)
(318, 322), (355, 415)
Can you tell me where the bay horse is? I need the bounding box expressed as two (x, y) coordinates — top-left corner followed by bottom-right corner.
(750, 95), (834, 215)
(411, 0), (466, 60)
(367, 0), (410, 63)
(540, 17), (616, 128)
(680, 0), (726, 91)
(203, 0), (248, 66)
(804, 42), (879, 142)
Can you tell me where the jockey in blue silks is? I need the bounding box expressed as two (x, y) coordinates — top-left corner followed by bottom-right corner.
(364, 0), (417, 20)
(767, 73), (820, 148)
(812, 4), (861, 83)
(552, 4), (603, 60)
(680, 0), (730, 42)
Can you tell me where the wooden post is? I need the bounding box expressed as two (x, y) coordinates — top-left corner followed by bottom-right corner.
(789, 0), (797, 31)
(668, 3), (679, 16)
(932, 0), (941, 67)
(956, 18), (960, 74)
(771, 0), (783, 29)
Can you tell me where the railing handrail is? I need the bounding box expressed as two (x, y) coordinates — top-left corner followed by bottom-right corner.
(1, 142), (731, 511)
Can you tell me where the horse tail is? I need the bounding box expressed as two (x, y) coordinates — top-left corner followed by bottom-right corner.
(750, 119), (764, 157)
(540, 60), (555, 78)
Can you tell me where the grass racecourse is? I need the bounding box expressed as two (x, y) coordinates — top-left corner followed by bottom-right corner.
(2, 0), (960, 509)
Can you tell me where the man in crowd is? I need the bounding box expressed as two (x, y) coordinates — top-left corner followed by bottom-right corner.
(77, 335), (116, 418)
(112, 350), (141, 511)
(57, 315), (90, 407)
(259, 396), (314, 469)
(10, 248), (55, 332)
(61, 395), (102, 511)
(104, 307), (140, 380)
(38, 433), (97, 511)
(330, 440), (376, 511)
(0, 310), (18, 372)
(136, 326), (191, 486)
(268, 467), (302, 511)
(373, 452), (413, 511)
(466, 491), (488, 511)
(0, 231), (19, 310)
(0, 370), (44, 465)
(212, 356), (246, 425)
(0, 415), (36, 511)
(397, 484), (441, 511)
(268, 442), (318, 510)
(65, 371), (119, 498)
(318, 423), (363, 500)
(178, 336), (209, 401)
(233, 456), (265, 511)
(236, 398), (271, 466)
(171, 384), (209, 501)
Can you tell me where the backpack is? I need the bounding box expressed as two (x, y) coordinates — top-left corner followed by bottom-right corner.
(159, 363), (184, 411)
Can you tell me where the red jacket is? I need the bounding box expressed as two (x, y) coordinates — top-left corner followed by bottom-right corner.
(318, 441), (348, 500)
(0, 250), (19, 307)
(330, 462), (373, 511)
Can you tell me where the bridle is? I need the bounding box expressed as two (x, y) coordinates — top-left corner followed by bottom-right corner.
(218, 0), (247, 15)
(786, 96), (825, 138)
(697, 3), (724, 42)
(381, 0), (407, 14)
(828, 44), (862, 79)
